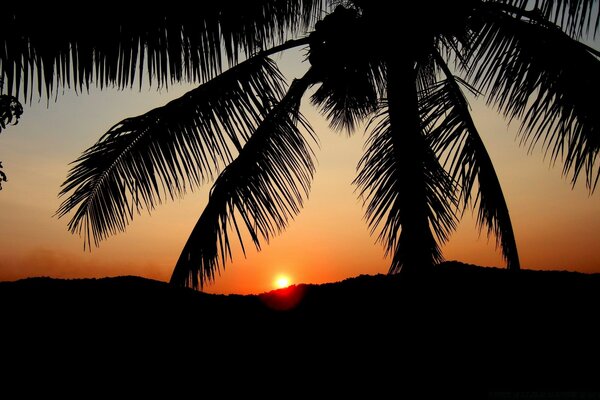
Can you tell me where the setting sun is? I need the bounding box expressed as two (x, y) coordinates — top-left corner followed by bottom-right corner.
(274, 275), (291, 289)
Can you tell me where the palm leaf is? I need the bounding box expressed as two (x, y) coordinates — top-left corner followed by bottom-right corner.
(0, 1), (327, 100)
(424, 53), (520, 269)
(467, 6), (600, 191)
(495, 0), (600, 37)
(310, 61), (384, 132)
(170, 71), (316, 289)
(308, 5), (385, 132)
(56, 57), (286, 248)
(355, 60), (457, 273)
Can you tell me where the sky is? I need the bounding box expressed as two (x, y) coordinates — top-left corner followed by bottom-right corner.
(0, 48), (599, 294)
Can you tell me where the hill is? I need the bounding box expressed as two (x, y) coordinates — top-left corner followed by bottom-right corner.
(1, 261), (599, 395)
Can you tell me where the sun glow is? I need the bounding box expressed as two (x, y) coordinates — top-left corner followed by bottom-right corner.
(274, 275), (291, 289)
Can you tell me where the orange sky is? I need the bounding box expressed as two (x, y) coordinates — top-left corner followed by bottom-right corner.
(0, 50), (598, 294)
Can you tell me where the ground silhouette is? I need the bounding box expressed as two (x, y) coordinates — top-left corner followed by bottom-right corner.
(2, 262), (599, 394)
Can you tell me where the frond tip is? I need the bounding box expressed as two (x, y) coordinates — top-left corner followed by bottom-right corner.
(170, 70), (317, 289)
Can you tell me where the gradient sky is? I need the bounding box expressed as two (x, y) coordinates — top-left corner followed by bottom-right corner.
(1, 48), (599, 294)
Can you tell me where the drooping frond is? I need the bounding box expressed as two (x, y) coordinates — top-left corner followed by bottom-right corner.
(356, 107), (458, 273)
(356, 60), (457, 273)
(310, 60), (384, 132)
(467, 6), (600, 191)
(308, 5), (385, 132)
(170, 71), (316, 289)
(57, 57), (286, 248)
(0, 1), (327, 100)
(424, 53), (520, 269)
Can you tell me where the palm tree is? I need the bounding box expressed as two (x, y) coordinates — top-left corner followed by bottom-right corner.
(2, 1), (598, 289)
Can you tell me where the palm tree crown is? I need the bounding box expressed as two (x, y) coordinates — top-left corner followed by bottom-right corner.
(2, 1), (598, 288)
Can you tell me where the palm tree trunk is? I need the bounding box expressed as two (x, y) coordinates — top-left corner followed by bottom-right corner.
(386, 56), (440, 273)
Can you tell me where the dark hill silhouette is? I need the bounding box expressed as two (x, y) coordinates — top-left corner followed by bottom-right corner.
(2, 262), (599, 395)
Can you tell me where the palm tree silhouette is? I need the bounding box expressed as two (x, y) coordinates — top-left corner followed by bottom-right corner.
(2, 2), (598, 289)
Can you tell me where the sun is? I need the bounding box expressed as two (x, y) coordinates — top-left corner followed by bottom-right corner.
(274, 275), (291, 289)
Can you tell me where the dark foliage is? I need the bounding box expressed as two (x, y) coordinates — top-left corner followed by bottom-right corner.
(170, 71), (317, 289)
(0, 1), (325, 99)
(56, 57), (287, 247)
(0, 79), (23, 190)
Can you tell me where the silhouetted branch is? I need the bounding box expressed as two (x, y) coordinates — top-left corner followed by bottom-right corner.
(170, 69), (317, 289)
(57, 57), (287, 248)
(427, 51), (520, 270)
(355, 57), (457, 274)
(0, 2), (325, 100)
(468, 7), (600, 191)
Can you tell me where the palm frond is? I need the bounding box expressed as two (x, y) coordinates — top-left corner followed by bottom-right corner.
(415, 52), (439, 95)
(495, 0), (600, 37)
(0, 1), (327, 100)
(356, 108), (458, 273)
(170, 71), (316, 289)
(56, 57), (286, 248)
(355, 60), (457, 273)
(308, 5), (385, 132)
(424, 53), (520, 269)
(467, 7), (600, 191)
(310, 62), (384, 132)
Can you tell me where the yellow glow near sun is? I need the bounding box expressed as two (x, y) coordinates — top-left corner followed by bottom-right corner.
(274, 275), (291, 289)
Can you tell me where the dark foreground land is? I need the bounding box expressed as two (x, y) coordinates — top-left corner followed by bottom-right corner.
(2, 262), (599, 395)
